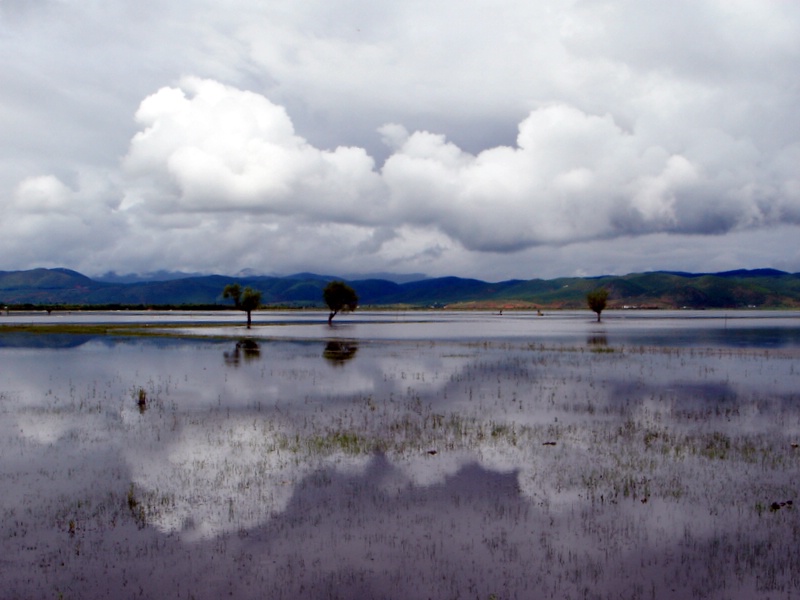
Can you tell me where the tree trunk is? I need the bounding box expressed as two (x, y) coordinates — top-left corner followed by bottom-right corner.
(247, 310), (252, 329)
(328, 310), (336, 325)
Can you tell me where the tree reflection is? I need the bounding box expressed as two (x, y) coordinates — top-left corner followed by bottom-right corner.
(224, 339), (261, 366)
(587, 332), (609, 350)
(322, 340), (359, 366)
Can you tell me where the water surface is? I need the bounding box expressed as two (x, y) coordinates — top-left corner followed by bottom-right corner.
(1, 312), (799, 598)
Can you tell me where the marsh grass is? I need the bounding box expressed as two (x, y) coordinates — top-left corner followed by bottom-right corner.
(1, 326), (799, 598)
(136, 387), (147, 412)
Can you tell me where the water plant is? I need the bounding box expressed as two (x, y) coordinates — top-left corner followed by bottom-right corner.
(2, 314), (799, 598)
(137, 387), (147, 412)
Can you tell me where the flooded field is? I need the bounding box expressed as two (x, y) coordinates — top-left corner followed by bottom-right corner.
(1, 311), (799, 599)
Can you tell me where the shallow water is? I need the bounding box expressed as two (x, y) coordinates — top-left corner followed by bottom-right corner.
(1, 312), (799, 598)
(6, 308), (800, 345)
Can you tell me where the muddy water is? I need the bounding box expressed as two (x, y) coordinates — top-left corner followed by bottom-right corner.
(1, 312), (799, 598)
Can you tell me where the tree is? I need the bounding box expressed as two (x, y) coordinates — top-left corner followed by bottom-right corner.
(323, 340), (359, 365)
(323, 281), (358, 325)
(223, 283), (262, 329)
(586, 287), (609, 322)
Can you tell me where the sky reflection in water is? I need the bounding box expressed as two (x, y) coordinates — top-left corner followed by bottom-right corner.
(1, 312), (799, 598)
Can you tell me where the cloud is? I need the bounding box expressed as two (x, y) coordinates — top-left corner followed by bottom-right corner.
(1, 172), (123, 270)
(116, 78), (800, 257)
(384, 103), (800, 250)
(6, 75), (800, 277)
(2, 1), (800, 278)
(13, 175), (72, 213)
(122, 77), (383, 223)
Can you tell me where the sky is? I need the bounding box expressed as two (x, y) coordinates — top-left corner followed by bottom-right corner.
(1, 0), (799, 282)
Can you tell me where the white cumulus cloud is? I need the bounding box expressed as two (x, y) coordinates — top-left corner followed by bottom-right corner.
(2, 0), (800, 278)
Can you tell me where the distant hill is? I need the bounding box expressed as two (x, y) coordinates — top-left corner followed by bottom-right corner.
(1, 268), (800, 309)
(96, 270), (206, 284)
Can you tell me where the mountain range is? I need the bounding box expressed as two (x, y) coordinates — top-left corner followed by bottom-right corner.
(1, 267), (800, 309)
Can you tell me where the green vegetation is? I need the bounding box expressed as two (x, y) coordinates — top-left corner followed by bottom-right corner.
(323, 281), (358, 325)
(2, 267), (800, 309)
(586, 287), (609, 322)
(222, 283), (262, 328)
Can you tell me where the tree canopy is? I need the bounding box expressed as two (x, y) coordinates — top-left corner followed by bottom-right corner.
(223, 283), (262, 328)
(323, 281), (358, 325)
(586, 287), (609, 322)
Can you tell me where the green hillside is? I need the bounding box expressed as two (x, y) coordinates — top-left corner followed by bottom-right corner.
(1, 268), (799, 309)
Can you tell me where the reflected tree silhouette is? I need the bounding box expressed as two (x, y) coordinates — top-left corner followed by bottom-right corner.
(322, 340), (359, 366)
(223, 339), (261, 366)
(587, 333), (609, 348)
